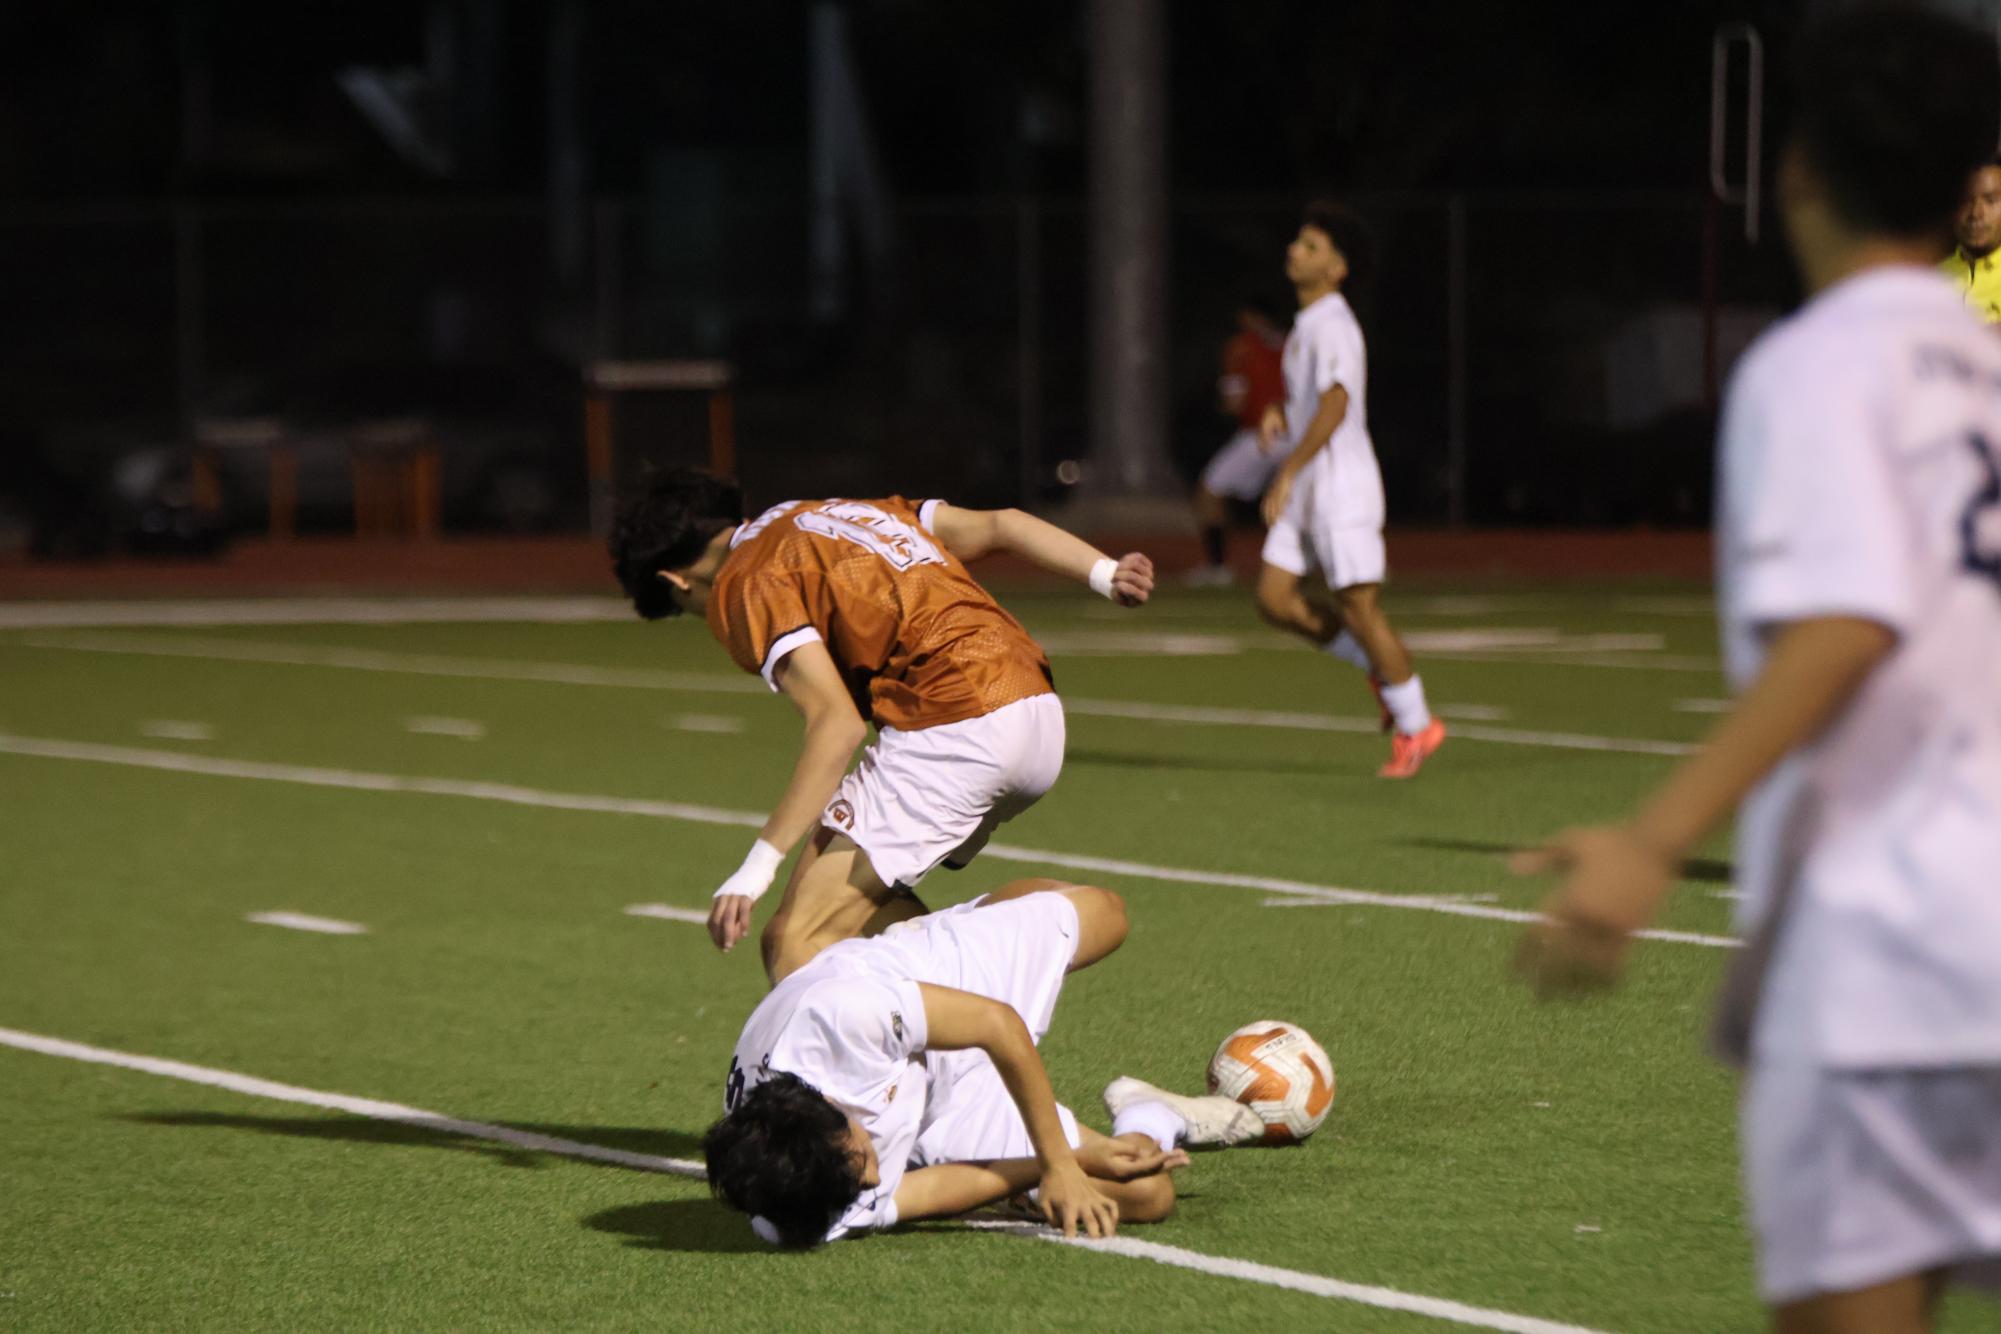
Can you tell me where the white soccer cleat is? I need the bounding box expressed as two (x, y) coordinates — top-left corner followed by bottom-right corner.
(1103, 1075), (1264, 1148)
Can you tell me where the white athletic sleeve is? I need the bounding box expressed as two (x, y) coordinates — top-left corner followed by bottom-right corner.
(1313, 320), (1359, 398)
(1723, 346), (1918, 637)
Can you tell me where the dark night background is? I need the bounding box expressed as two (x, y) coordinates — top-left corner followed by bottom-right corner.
(0, 1), (1864, 554)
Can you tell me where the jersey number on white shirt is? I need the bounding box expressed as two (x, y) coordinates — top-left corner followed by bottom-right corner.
(1962, 433), (2001, 587)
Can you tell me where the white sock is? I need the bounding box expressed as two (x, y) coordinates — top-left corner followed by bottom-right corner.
(1324, 630), (1372, 672)
(1111, 1099), (1186, 1154)
(1380, 674), (1433, 733)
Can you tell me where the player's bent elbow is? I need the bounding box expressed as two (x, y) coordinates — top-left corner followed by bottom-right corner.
(981, 507), (1032, 559)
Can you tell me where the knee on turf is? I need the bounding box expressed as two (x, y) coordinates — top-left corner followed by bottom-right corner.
(1121, 1170), (1176, 1223)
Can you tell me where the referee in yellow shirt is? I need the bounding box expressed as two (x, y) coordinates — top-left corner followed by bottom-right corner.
(1941, 157), (2001, 322)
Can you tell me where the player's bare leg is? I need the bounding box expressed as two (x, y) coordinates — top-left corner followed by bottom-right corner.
(1188, 485), (1234, 585)
(760, 829), (925, 983)
(1254, 562), (1342, 643)
(975, 877), (1128, 972)
(1331, 582), (1411, 683)
(1335, 581), (1445, 778)
(1772, 1270), (1944, 1334)
(1069, 1125), (1178, 1221)
(1256, 565), (1400, 739)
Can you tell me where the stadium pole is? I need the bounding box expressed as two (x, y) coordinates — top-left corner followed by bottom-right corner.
(1083, 0), (1179, 503)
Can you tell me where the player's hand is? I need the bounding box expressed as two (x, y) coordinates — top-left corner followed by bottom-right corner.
(1508, 826), (1674, 999)
(1077, 1136), (1189, 1181)
(1261, 468), (1296, 527)
(1257, 403), (1286, 454)
(1109, 553), (1155, 607)
(707, 894), (754, 952)
(1038, 1161), (1121, 1239)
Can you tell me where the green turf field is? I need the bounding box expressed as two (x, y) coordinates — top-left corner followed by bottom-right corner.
(3, 583), (1995, 1332)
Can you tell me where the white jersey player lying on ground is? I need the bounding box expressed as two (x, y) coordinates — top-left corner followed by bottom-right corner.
(701, 879), (1264, 1246)
(1513, 10), (2001, 1333)
(1253, 203), (1445, 778)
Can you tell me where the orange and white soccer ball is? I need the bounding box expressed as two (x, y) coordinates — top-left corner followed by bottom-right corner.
(1206, 1020), (1336, 1144)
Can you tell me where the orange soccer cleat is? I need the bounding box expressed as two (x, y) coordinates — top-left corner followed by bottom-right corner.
(1378, 718), (1447, 779)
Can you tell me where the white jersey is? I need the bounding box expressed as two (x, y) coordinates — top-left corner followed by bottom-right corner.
(1715, 265), (2001, 1068)
(1281, 291), (1384, 530)
(727, 953), (931, 1241)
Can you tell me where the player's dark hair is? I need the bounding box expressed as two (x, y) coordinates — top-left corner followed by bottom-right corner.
(1301, 201), (1375, 292)
(702, 1072), (866, 1249)
(607, 467), (745, 620)
(1788, 5), (2000, 239)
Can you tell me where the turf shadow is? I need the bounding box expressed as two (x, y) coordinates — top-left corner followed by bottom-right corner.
(123, 1111), (708, 1169)
(583, 1198), (769, 1254)
(1402, 835), (1735, 884)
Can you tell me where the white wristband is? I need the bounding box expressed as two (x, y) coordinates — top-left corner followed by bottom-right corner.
(1087, 557), (1119, 600)
(714, 838), (785, 903)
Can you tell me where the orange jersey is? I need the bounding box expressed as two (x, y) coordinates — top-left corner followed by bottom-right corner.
(706, 496), (1054, 731)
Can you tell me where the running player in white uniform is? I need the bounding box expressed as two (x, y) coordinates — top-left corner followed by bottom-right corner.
(1254, 203), (1446, 778)
(1512, 11), (2001, 1331)
(703, 879), (1258, 1247)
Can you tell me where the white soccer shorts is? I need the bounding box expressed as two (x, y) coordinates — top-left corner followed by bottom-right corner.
(886, 892), (1087, 1165)
(823, 693), (1065, 891)
(1743, 1062), (2001, 1304)
(1260, 508), (1386, 590)
(1200, 426), (1284, 503)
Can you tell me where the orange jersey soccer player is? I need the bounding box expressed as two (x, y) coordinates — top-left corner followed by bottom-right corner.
(610, 470), (1154, 984)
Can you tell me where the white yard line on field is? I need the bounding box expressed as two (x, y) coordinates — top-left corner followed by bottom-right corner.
(968, 1221), (1610, 1334)
(0, 733), (1737, 950)
(245, 911), (369, 935)
(1059, 698), (1698, 758)
(669, 714), (747, 734)
(624, 904), (710, 925)
(0, 597), (632, 629)
(21, 630), (760, 695)
(404, 717), (488, 740)
(0, 1026), (1612, 1333)
(18, 632), (1703, 758)
(0, 1026), (697, 1174)
(139, 720), (215, 741)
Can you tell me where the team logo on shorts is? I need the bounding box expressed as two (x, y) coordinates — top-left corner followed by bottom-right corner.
(828, 798), (855, 829)
(885, 1082), (898, 1105)
(891, 1010), (905, 1043)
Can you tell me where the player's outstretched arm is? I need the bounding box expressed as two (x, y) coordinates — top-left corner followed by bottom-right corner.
(706, 641), (866, 952)
(928, 503), (1153, 607)
(1511, 615), (1897, 997)
(892, 1137), (1186, 1225)
(915, 982), (1121, 1239)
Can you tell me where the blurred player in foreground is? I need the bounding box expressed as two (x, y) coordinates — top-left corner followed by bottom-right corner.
(611, 471), (1153, 983)
(1940, 155), (2001, 324)
(703, 879), (1257, 1246)
(1254, 204), (1445, 778)
(1187, 295), (1288, 586)
(1514, 10), (2001, 1332)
